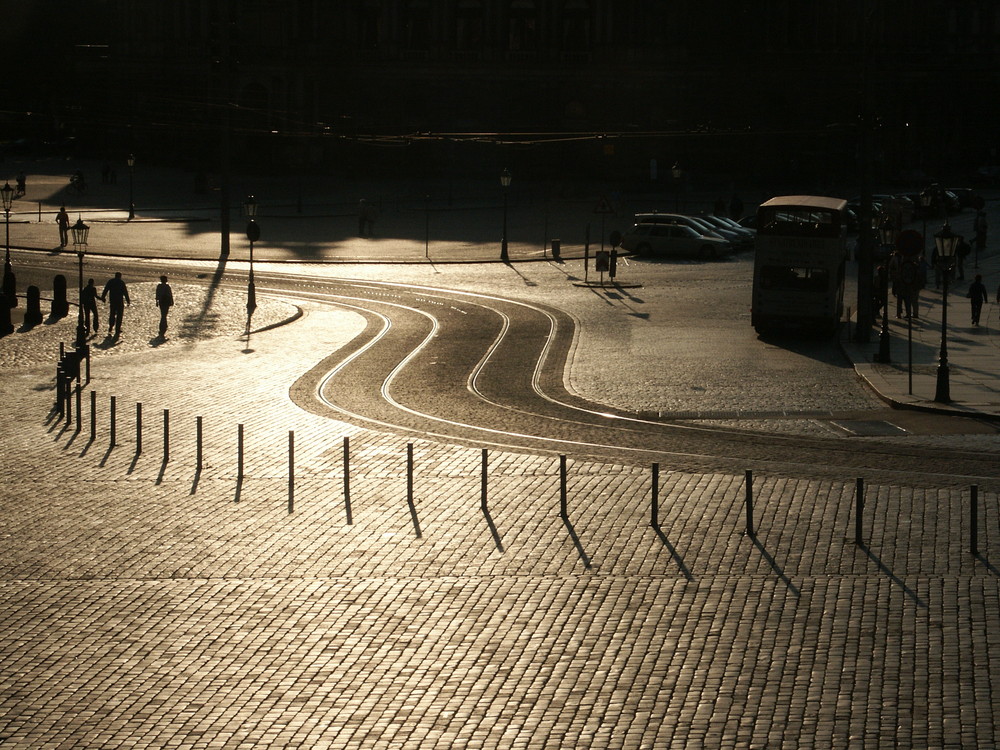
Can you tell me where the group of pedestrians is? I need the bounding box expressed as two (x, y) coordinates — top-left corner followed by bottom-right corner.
(79, 272), (174, 340)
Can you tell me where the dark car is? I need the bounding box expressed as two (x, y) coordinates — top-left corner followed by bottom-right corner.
(947, 188), (981, 210)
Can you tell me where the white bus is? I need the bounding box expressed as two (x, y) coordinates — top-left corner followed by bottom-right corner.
(751, 195), (848, 336)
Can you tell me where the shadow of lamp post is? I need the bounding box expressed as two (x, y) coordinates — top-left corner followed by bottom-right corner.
(72, 217), (90, 350)
(244, 195), (259, 335)
(933, 222), (959, 404)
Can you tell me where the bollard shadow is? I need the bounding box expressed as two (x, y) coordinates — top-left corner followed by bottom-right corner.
(156, 457), (168, 485)
(98, 442), (115, 468)
(749, 534), (800, 598)
(505, 262), (538, 287)
(190, 468), (201, 495)
(561, 515), (592, 569)
(234, 475), (243, 503)
(974, 553), (999, 576)
(407, 497), (423, 538)
(653, 525), (694, 580)
(857, 543), (927, 608)
(78, 434), (95, 458)
(482, 506), (504, 552)
(127, 450), (140, 475)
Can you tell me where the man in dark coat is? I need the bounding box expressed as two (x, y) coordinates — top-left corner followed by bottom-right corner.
(101, 272), (130, 336)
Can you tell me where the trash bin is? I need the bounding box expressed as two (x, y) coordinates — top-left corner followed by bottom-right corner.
(551, 238), (561, 260)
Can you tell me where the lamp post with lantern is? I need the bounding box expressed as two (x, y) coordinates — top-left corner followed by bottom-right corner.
(72, 217), (90, 350)
(2, 181), (15, 306)
(932, 222), (959, 403)
(500, 168), (511, 263)
(244, 195), (259, 335)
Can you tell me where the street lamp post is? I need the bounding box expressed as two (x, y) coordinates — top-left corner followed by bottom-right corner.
(876, 216), (898, 363)
(127, 154), (135, 221)
(500, 168), (511, 262)
(72, 217), (90, 350)
(933, 222), (959, 404)
(2, 181), (15, 307)
(244, 195), (259, 335)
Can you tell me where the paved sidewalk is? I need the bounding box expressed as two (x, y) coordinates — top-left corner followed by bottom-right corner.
(843, 252), (1000, 419)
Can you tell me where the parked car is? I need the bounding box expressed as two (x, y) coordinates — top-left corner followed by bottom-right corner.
(633, 212), (735, 244)
(697, 214), (756, 249)
(619, 222), (731, 260)
(946, 188), (981, 210)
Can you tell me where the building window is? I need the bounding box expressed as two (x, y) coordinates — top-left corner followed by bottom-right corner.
(456, 0), (484, 52)
(508, 0), (537, 52)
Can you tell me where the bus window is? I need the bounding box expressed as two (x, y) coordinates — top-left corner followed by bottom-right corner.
(760, 265), (830, 292)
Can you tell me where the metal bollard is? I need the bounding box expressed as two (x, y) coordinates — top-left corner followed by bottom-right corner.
(651, 462), (660, 528)
(971, 485), (979, 556)
(237, 424), (244, 480)
(196, 416), (203, 471)
(110, 396), (117, 447)
(407, 443), (414, 506)
(745, 469), (754, 536)
(343, 436), (352, 524)
(854, 477), (864, 546)
(163, 409), (169, 462)
(288, 430), (294, 513)
(135, 403), (143, 455)
(481, 448), (488, 513)
(559, 455), (568, 519)
(90, 390), (97, 441)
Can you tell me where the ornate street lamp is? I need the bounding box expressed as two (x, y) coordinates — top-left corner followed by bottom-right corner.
(933, 222), (959, 403)
(500, 168), (511, 262)
(72, 217), (90, 349)
(127, 153), (136, 220)
(1, 181), (15, 307)
(876, 215), (898, 363)
(244, 195), (259, 334)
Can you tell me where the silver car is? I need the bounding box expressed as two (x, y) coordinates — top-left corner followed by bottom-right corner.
(619, 222), (731, 260)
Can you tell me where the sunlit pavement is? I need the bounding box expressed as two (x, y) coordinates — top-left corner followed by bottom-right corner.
(1, 160), (1000, 747)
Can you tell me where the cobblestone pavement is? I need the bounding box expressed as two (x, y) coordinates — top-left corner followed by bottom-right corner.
(2, 285), (999, 748)
(2, 160), (1000, 747)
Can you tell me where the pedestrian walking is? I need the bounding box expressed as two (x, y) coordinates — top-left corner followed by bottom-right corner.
(155, 275), (174, 338)
(15, 171), (25, 197)
(81, 278), (99, 334)
(966, 274), (988, 326)
(56, 206), (70, 247)
(101, 271), (130, 337)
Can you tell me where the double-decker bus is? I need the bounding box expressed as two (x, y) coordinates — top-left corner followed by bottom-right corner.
(751, 195), (848, 336)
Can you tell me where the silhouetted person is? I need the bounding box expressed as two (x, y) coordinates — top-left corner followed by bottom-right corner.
(967, 274), (988, 326)
(101, 272), (130, 336)
(155, 275), (174, 338)
(15, 171), (25, 197)
(81, 278), (99, 334)
(56, 206), (70, 248)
